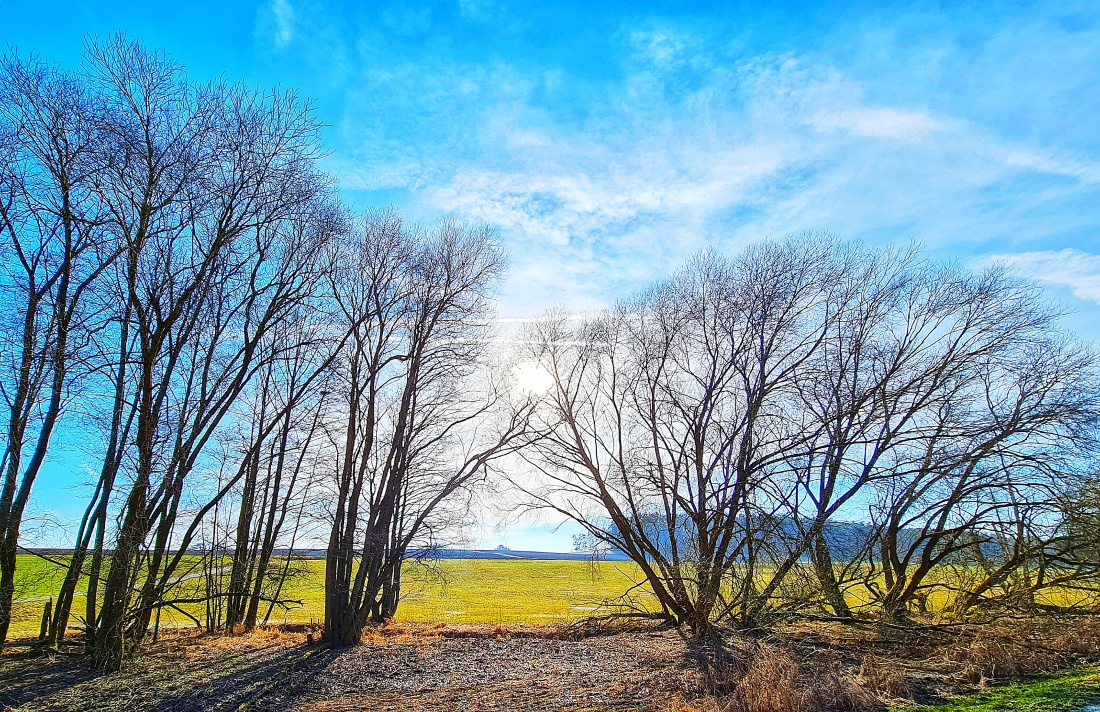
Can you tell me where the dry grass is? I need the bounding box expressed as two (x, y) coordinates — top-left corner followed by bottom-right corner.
(856, 653), (910, 698)
(936, 618), (1100, 681)
(655, 617), (1100, 712)
(657, 642), (876, 712)
(4, 617), (1100, 711)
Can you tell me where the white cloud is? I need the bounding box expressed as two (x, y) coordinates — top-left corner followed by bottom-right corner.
(299, 9), (1100, 327)
(808, 105), (950, 140)
(985, 145), (1100, 184)
(253, 0), (353, 87)
(271, 0), (295, 47)
(992, 249), (1100, 303)
(387, 47), (1100, 316)
(629, 27), (691, 68)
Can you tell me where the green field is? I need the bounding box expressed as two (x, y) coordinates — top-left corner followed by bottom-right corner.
(8, 555), (656, 638)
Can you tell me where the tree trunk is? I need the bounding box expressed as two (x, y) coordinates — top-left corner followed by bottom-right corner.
(50, 470), (116, 645)
(91, 479), (150, 670)
(378, 567), (401, 621)
(226, 444), (260, 631)
(0, 536), (16, 646)
(811, 532), (852, 618)
(50, 539), (90, 645)
(880, 590), (910, 625)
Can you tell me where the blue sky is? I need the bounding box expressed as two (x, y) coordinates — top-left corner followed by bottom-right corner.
(5, 0), (1100, 550)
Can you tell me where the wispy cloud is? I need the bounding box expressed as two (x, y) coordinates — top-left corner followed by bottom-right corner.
(266, 0), (296, 48)
(253, 0), (352, 86)
(265, 2), (1100, 328)
(808, 105), (950, 140)
(992, 249), (1100, 304)
(401, 46), (1099, 313)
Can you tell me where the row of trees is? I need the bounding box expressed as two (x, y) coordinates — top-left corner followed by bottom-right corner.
(0, 35), (339, 666)
(2, 37), (1098, 673)
(519, 240), (1100, 635)
(0, 38), (527, 669)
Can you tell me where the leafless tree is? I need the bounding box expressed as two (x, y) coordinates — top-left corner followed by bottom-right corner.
(862, 332), (1100, 621)
(5, 33), (1097, 669)
(0, 50), (121, 647)
(519, 239), (843, 634)
(223, 321), (333, 632)
(322, 212), (533, 646)
(520, 237), (1100, 635)
(0, 36), (343, 670)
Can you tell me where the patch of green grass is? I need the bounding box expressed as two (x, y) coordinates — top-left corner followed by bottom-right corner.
(910, 669), (1100, 711)
(7, 554), (71, 634)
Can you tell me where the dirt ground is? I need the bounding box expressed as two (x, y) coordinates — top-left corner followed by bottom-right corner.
(0, 624), (695, 712)
(2, 618), (1100, 712)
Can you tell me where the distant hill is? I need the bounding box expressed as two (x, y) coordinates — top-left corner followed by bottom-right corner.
(425, 548), (632, 561)
(20, 547), (632, 561)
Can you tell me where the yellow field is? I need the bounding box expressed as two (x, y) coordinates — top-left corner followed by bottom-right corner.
(275, 558), (657, 626)
(11, 554), (1094, 640)
(8, 555), (657, 638)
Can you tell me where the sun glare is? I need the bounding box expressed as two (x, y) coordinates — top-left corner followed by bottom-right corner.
(513, 362), (555, 397)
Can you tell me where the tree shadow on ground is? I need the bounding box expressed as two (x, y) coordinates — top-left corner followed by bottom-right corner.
(145, 644), (328, 712)
(680, 634), (751, 697)
(0, 646), (99, 708)
(243, 644), (359, 712)
(0, 640), (345, 712)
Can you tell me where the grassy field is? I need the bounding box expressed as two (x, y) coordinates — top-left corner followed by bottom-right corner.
(8, 555), (657, 638)
(10, 553), (1096, 639)
(3, 555), (913, 640)
(270, 558), (657, 628)
(9, 556), (1100, 711)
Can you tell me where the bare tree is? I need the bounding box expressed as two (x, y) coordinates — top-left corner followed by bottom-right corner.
(520, 239), (844, 634)
(322, 213), (533, 646)
(223, 321), (333, 632)
(520, 238), (1100, 635)
(863, 332), (1100, 621)
(0, 50), (120, 647)
(0, 36), (344, 670)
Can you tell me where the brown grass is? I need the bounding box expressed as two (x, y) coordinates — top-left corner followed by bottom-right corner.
(4, 617), (1100, 711)
(856, 653), (910, 697)
(655, 616), (1100, 712)
(936, 617), (1100, 680)
(658, 643), (876, 712)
